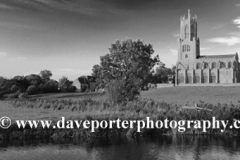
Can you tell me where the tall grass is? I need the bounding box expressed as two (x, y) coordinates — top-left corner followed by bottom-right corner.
(6, 98), (240, 123)
(2, 98), (240, 140)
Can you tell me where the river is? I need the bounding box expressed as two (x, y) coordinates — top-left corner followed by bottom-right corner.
(0, 136), (240, 160)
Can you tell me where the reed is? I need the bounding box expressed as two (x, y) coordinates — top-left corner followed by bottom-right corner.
(1, 98), (240, 140)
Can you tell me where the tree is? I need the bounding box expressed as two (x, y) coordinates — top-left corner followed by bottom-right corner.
(26, 85), (38, 95)
(58, 76), (76, 92)
(40, 80), (58, 93)
(0, 77), (15, 97)
(152, 64), (176, 83)
(40, 70), (52, 82)
(12, 76), (29, 91)
(25, 74), (42, 86)
(92, 64), (105, 89)
(59, 76), (71, 92)
(92, 39), (159, 103)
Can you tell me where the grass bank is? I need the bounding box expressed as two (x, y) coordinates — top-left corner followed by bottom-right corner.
(141, 86), (240, 105)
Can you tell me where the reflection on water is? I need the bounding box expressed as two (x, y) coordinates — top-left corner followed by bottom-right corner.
(1, 136), (240, 160)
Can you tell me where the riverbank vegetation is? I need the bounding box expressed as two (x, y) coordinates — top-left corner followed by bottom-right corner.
(1, 97), (240, 141)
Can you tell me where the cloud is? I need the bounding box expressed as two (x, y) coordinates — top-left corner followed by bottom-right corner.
(208, 37), (240, 46)
(54, 68), (91, 75)
(200, 47), (210, 51)
(24, 70), (39, 76)
(233, 17), (240, 28)
(170, 49), (178, 56)
(236, 4), (240, 7)
(229, 32), (240, 37)
(0, 4), (15, 9)
(211, 24), (226, 30)
(1, 0), (104, 17)
(173, 33), (179, 38)
(17, 56), (27, 60)
(0, 52), (8, 57)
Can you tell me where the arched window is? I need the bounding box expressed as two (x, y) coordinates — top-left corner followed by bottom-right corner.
(187, 72), (192, 83)
(182, 45), (190, 52)
(228, 62), (232, 69)
(233, 61), (237, 70)
(212, 62), (217, 69)
(185, 25), (189, 39)
(196, 62), (201, 69)
(210, 72), (216, 83)
(203, 72), (208, 83)
(220, 62), (226, 69)
(178, 73), (184, 84)
(191, 24), (194, 38)
(195, 73), (200, 83)
(185, 54), (188, 58)
(204, 63), (209, 69)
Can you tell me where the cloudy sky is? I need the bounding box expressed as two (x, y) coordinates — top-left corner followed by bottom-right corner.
(0, 0), (240, 80)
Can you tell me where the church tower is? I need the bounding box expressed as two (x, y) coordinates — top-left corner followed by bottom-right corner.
(177, 9), (200, 69)
(176, 10), (240, 85)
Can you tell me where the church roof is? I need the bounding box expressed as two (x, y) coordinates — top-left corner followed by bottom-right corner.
(198, 54), (236, 59)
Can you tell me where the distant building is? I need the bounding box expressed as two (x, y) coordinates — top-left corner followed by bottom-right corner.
(176, 10), (240, 85)
(72, 76), (96, 92)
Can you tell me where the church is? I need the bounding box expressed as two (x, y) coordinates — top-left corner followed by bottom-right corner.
(176, 10), (240, 85)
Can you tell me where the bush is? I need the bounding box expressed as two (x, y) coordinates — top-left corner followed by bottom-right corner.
(106, 79), (124, 104)
(7, 90), (21, 99)
(106, 78), (140, 104)
(67, 86), (77, 92)
(40, 80), (58, 93)
(26, 85), (38, 95)
(0, 78), (15, 96)
(11, 85), (19, 92)
(81, 86), (87, 92)
(18, 92), (28, 99)
(7, 93), (19, 98)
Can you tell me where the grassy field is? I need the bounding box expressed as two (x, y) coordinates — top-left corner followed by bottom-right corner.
(23, 86), (240, 105)
(141, 86), (240, 105)
(28, 91), (107, 101)
(2, 86), (240, 121)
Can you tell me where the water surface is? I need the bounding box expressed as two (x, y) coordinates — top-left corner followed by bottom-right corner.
(1, 136), (240, 160)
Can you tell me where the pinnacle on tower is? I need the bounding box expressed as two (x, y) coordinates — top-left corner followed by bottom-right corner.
(188, 9), (191, 18)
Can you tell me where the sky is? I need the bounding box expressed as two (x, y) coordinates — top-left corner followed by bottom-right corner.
(0, 0), (240, 80)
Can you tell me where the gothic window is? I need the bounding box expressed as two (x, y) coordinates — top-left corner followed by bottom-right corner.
(191, 24), (194, 38)
(178, 73), (184, 84)
(185, 54), (188, 58)
(196, 62), (201, 69)
(187, 72), (192, 83)
(210, 72), (216, 83)
(233, 61), (237, 70)
(220, 62), (226, 69)
(203, 72), (208, 83)
(204, 63), (209, 69)
(195, 73), (200, 83)
(182, 45), (190, 52)
(228, 62), (232, 69)
(185, 25), (189, 39)
(212, 62), (217, 69)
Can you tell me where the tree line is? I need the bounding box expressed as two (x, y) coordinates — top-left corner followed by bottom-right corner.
(0, 70), (77, 98)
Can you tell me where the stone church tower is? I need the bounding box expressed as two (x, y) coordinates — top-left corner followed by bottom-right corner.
(176, 10), (240, 85)
(178, 9), (199, 68)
